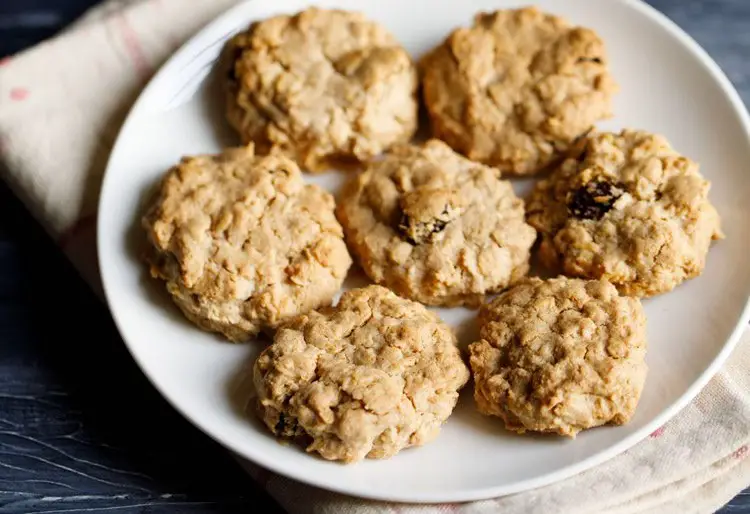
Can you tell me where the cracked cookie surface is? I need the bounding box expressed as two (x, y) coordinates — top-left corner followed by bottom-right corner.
(142, 145), (352, 342)
(253, 285), (470, 463)
(224, 7), (418, 172)
(469, 276), (648, 437)
(526, 129), (724, 297)
(421, 6), (617, 175)
(336, 139), (537, 307)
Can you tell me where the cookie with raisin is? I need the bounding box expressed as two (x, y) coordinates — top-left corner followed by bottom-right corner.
(526, 129), (723, 297)
(336, 139), (536, 307)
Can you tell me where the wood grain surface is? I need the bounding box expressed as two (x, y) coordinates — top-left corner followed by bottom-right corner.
(0, 0), (747, 512)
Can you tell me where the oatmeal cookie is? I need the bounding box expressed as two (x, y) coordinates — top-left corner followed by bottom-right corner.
(336, 139), (536, 307)
(142, 145), (352, 342)
(469, 276), (648, 437)
(253, 285), (469, 463)
(526, 129), (723, 297)
(224, 8), (418, 172)
(421, 6), (617, 175)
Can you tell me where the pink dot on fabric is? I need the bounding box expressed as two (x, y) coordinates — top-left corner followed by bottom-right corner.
(650, 426), (665, 438)
(10, 88), (28, 101)
(0, 56), (11, 66)
(734, 445), (748, 460)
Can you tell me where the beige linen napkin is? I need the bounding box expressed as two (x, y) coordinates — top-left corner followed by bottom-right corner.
(0, 1), (748, 512)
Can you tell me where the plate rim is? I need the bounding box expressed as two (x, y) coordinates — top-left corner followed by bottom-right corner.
(96, 0), (750, 503)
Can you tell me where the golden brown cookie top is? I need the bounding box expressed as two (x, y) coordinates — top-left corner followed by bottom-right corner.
(253, 285), (469, 463)
(225, 7), (418, 172)
(526, 129), (723, 297)
(469, 276), (648, 436)
(142, 145), (351, 341)
(336, 139), (536, 307)
(421, 6), (617, 175)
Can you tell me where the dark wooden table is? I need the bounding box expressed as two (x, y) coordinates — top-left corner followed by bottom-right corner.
(0, 1), (748, 512)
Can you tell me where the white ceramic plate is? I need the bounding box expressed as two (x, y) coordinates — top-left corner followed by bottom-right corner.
(97, 0), (750, 503)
